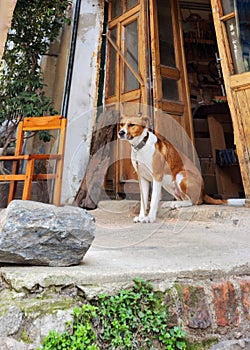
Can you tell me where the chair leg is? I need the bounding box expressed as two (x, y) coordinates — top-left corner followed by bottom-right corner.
(53, 159), (63, 206)
(22, 159), (34, 200)
(7, 161), (19, 205)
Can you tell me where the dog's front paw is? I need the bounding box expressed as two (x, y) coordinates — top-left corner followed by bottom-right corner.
(133, 216), (144, 223)
(134, 215), (156, 223)
(144, 216), (156, 223)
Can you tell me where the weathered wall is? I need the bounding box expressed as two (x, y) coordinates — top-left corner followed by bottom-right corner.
(0, 272), (249, 349)
(25, 0), (104, 206)
(42, 4), (73, 114)
(61, 0), (104, 205)
(0, 0), (17, 61)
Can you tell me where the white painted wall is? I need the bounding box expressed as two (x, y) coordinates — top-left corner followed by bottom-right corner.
(61, 0), (104, 204)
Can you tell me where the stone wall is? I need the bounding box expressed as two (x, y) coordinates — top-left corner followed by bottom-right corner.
(0, 272), (249, 349)
(165, 276), (250, 346)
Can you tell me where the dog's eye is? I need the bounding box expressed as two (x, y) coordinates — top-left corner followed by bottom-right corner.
(129, 123), (135, 127)
(120, 123), (124, 127)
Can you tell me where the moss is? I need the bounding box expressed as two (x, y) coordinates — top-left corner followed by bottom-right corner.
(186, 337), (218, 350)
(173, 283), (184, 300)
(202, 338), (218, 349)
(20, 330), (32, 344)
(0, 288), (74, 318)
(19, 296), (74, 318)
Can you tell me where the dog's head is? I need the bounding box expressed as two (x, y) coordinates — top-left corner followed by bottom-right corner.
(118, 115), (149, 140)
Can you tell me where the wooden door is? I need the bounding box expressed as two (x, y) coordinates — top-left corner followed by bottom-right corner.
(149, 0), (194, 156)
(210, 0), (250, 201)
(105, 0), (148, 108)
(104, 0), (149, 195)
(104, 0), (195, 196)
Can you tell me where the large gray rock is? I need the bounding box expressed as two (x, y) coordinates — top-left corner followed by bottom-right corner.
(0, 200), (95, 266)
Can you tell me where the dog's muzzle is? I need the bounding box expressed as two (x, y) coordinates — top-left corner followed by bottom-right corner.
(118, 129), (126, 139)
(119, 128), (133, 140)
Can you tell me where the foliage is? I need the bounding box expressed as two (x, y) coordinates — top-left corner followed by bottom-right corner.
(38, 305), (99, 350)
(0, 0), (71, 149)
(38, 279), (187, 350)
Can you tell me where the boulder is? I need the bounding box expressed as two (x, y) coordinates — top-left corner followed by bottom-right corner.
(0, 200), (95, 266)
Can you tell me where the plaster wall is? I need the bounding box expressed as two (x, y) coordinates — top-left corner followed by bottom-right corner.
(61, 0), (104, 204)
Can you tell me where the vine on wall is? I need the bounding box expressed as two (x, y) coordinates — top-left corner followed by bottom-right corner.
(0, 0), (71, 151)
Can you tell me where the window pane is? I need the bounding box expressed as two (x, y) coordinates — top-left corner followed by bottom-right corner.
(111, 0), (122, 19)
(107, 28), (117, 96)
(221, 0), (234, 14)
(225, 16), (249, 73)
(157, 0), (176, 67)
(126, 0), (138, 11)
(123, 20), (139, 92)
(237, 0), (250, 72)
(162, 77), (179, 100)
(222, 0), (250, 73)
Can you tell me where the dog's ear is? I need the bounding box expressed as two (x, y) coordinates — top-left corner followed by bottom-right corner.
(141, 115), (150, 128)
(120, 116), (126, 125)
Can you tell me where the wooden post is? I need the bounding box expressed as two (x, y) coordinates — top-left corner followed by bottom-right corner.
(74, 110), (119, 209)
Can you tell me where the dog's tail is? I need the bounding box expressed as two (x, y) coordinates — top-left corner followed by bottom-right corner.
(203, 194), (245, 206)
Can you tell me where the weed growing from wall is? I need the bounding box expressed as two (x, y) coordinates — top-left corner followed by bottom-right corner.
(38, 279), (187, 349)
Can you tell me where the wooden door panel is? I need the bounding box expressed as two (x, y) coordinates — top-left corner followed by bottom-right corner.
(211, 0), (250, 199)
(104, 0), (195, 196)
(150, 0), (194, 158)
(233, 85), (250, 151)
(105, 0), (148, 195)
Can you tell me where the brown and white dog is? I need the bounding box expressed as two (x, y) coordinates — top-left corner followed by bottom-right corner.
(118, 115), (245, 223)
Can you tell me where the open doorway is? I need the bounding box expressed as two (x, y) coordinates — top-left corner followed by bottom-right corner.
(180, 0), (244, 199)
(78, 0), (245, 208)
(101, 0), (244, 201)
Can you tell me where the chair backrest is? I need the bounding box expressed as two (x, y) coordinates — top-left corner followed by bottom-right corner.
(22, 115), (65, 131)
(15, 115), (67, 205)
(0, 115), (67, 206)
(15, 115), (67, 156)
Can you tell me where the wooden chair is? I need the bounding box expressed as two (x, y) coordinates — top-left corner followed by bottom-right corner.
(0, 115), (67, 206)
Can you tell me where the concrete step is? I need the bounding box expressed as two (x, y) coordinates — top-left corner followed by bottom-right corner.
(97, 199), (250, 223)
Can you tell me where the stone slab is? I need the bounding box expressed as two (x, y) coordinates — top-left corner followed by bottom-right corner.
(0, 201), (249, 295)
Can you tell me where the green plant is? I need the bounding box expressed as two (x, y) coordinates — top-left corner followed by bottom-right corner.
(96, 278), (186, 349)
(0, 0), (71, 153)
(38, 305), (99, 350)
(38, 279), (187, 350)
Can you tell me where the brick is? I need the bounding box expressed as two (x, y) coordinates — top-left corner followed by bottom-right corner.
(181, 285), (212, 329)
(238, 278), (250, 321)
(212, 281), (240, 327)
(164, 291), (179, 327)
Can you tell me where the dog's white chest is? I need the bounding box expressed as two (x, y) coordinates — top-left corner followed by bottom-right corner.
(131, 132), (156, 181)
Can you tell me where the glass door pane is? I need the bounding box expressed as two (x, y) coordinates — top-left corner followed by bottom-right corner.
(156, 0), (180, 102)
(157, 0), (176, 67)
(106, 27), (118, 97)
(221, 0), (250, 73)
(238, 0), (250, 71)
(111, 0), (122, 19)
(123, 19), (139, 92)
(127, 0), (138, 11)
(221, 0), (234, 13)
